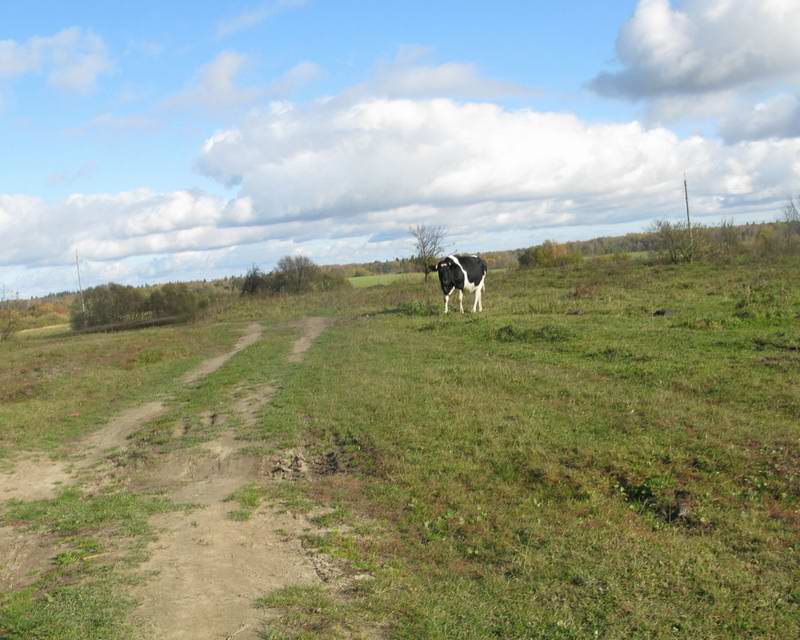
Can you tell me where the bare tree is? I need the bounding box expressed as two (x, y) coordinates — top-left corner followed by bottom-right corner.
(652, 220), (696, 264)
(783, 196), (800, 251)
(276, 255), (320, 291)
(718, 218), (741, 258)
(1, 285), (20, 341)
(410, 224), (447, 281)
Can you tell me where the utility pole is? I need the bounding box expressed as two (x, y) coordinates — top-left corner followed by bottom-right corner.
(684, 172), (694, 262)
(75, 249), (86, 312)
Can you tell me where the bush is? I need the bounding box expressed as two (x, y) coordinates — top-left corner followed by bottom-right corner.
(70, 284), (146, 330)
(70, 282), (206, 330)
(241, 257), (350, 296)
(240, 266), (270, 295)
(146, 283), (204, 319)
(518, 241), (583, 268)
(1, 305), (21, 341)
(652, 220), (695, 263)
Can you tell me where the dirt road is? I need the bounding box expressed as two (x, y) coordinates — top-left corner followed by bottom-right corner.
(1, 318), (335, 639)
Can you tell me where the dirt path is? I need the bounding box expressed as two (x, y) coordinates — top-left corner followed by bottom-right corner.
(2, 317), (334, 638)
(0, 525), (66, 592)
(0, 402), (168, 502)
(289, 316), (332, 363)
(131, 429), (318, 640)
(182, 322), (263, 384)
(132, 317), (332, 639)
(0, 323), (263, 502)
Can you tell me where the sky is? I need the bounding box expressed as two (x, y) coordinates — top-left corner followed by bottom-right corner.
(2, 0), (800, 296)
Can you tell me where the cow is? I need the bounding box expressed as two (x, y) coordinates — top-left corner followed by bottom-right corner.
(431, 254), (487, 314)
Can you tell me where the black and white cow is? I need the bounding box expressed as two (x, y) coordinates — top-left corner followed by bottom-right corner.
(432, 254), (487, 314)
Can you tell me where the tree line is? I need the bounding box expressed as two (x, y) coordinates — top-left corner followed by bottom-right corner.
(68, 282), (214, 331)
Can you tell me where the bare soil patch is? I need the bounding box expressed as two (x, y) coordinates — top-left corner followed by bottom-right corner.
(288, 317), (332, 363)
(0, 525), (64, 592)
(132, 318), (336, 638)
(232, 383), (277, 428)
(132, 426), (319, 639)
(3, 317), (337, 638)
(182, 322), (263, 384)
(83, 401), (167, 461)
(133, 499), (318, 639)
(0, 323), (264, 502)
(0, 457), (72, 502)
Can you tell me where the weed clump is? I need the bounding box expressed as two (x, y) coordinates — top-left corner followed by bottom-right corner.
(614, 476), (704, 528)
(733, 281), (794, 321)
(495, 323), (573, 343)
(397, 300), (439, 317)
(752, 332), (799, 352)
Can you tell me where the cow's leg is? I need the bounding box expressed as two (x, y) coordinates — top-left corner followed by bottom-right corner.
(472, 287), (479, 312)
(458, 290), (464, 313)
(443, 293), (449, 314)
(477, 283), (484, 312)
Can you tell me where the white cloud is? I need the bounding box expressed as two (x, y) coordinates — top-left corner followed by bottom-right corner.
(720, 93), (800, 143)
(215, 0), (306, 39)
(269, 61), (322, 95)
(375, 60), (530, 100)
(365, 46), (531, 100)
(166, 51), (262, 110)
(0, 27), (112, 93)
(197, 97), (800, 232)
(167, 53), (323, 111)
(4, 97), (800, 295)
(590, 0), (800, 99)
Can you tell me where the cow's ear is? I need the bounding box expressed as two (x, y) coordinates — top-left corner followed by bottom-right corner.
(428, 263), (439, 272)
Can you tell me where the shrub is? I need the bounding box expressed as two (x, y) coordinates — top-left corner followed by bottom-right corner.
(70, 282), (207, 330)
(652, 220), (695, 264)
(1, 306), (20, 341)
(146, 283), (203, 319)
(518, 241), (583, 268)
(241, 257), (350, 296)
(70, 284), (146, 330)
(240, 266), (270, 295)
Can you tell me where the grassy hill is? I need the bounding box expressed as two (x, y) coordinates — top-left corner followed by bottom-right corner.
(1, 257), (798, 639)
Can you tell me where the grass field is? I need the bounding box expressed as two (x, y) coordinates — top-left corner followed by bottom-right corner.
(349, 272), (425, 288)
(349, 268), (507, 288)
(1, 258), (799, 638)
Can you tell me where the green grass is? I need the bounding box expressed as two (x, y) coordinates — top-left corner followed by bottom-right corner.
(348, 268), (508, 289)
(0, 321), (241, 458)
(4, 487), (183, 537)
(1, 580), (136, 640)
(0, 321), (296, 639)
(2, 258), (799, 639)
(254, 258), (800, 639)
(225, 483), (269, 521)
(349, 272), (425, 288)
(0, 488), (188, 639)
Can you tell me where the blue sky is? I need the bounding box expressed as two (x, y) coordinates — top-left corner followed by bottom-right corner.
(2, 0), (800, 295)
